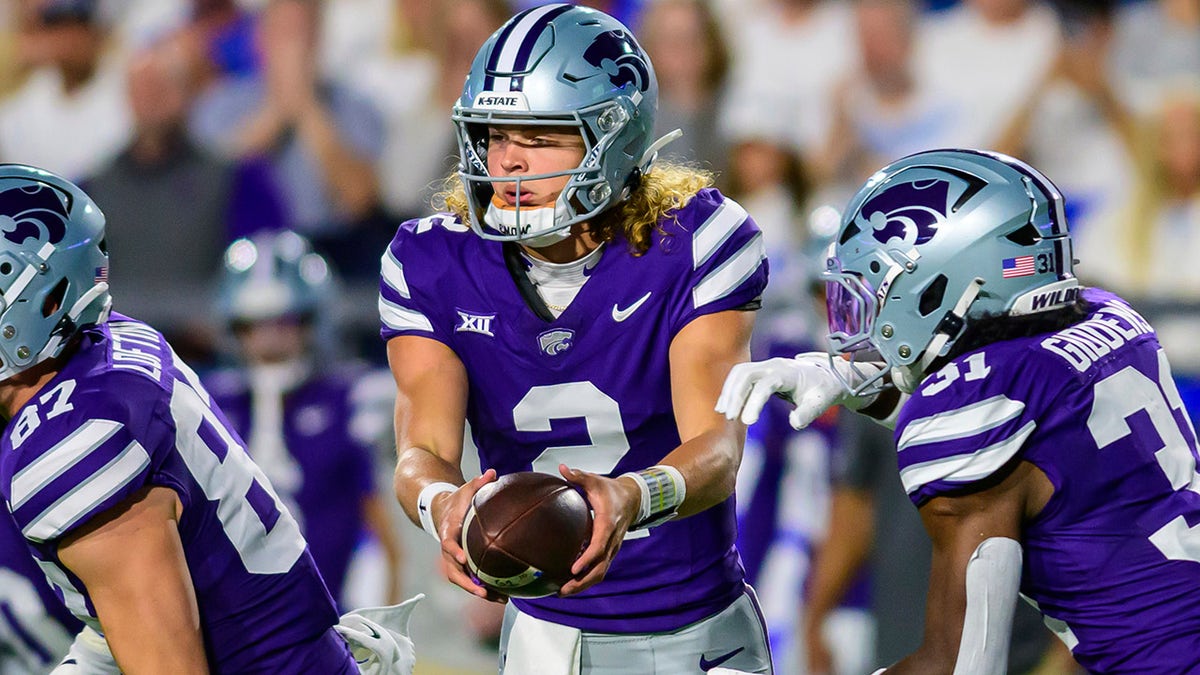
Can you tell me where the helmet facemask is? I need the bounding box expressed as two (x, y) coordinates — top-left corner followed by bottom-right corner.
(453, 96), (641, 244)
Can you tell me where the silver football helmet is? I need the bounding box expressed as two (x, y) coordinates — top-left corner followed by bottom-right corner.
(217, 231), (332, 324)
(0, 164), (111, 383)
(453, 3), (671, 244)
(824, 149), (1078, 393)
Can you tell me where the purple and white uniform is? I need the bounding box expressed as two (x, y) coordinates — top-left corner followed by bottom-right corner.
(0, 508), (79, 672)
(0, 316), (356, 673)
(897, 289), (1200, 673)
(380, 188), (768, 633)
(205, 366), (380, 606)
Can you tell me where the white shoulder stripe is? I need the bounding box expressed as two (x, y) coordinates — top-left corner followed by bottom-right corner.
(693, 199), (748, 269)
(900, 420), (1037, 495)
(379, 297), (434, 333)
(381, 249), (410, 299)
(692, 232), (765, 309)
(11, 420), (124, 510)
(898, 395), (1026, 451)
(23, 440), (151, 543)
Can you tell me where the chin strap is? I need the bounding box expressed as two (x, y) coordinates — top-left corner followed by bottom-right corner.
(893, 277), (984, 393)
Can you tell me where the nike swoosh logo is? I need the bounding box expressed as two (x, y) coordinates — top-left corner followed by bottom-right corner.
(612, 291), (652, 322)
(699, 646), (745, 671)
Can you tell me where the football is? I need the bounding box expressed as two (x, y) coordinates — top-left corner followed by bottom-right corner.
(461, 471), (593, 598)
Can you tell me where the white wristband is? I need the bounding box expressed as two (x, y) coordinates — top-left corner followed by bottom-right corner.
(621, 465), (686, 530)
(417, 482), (457, 541)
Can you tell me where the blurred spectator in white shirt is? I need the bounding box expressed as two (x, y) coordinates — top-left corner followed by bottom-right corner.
(814, 0), (962, 203)
(720, 0), (857, 159)
(1112, 0), (1200, 116)
(0, 0), (132, 182)
(917, 0), (1060, 149)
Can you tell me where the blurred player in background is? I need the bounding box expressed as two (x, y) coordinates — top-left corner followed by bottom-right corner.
(0, 510), (79, 673)
(719, 148), (1200, 673)
(205, 231), (404, 610)
(381, 4), (772, 673)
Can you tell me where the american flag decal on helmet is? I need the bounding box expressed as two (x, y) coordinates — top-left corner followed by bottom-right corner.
(94, 266), (108, 284)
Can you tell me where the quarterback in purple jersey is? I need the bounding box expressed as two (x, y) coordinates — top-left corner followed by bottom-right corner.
(381, 5), (772, 673)
(206, 232), (404, 610)
(0, 164), (360, 673)
(718, 149), (1200, 673)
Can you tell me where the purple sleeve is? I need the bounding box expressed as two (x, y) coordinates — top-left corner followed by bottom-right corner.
(5, 384), (171, 544)
(378, 216), (464, 344)
(669, 191), (769, 335)
(895, 344), (1063, 506)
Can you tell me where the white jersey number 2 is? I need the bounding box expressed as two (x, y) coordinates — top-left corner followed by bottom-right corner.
(515, 382), (631, 475)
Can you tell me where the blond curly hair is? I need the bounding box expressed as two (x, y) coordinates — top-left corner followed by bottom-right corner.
(434, 162), (714, 255)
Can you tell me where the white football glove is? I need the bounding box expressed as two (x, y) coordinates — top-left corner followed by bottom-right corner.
(716, 353), (885, 429)
(336, 594), (424, 675)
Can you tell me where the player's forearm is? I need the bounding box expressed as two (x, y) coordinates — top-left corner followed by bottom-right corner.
(804, 489), (874, 623)
(657, 427), (741, 519)
(393, 445), (467, 526)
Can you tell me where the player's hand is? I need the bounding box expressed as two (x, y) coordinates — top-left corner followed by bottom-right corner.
(715, 353), (880, 429)
(435, 470), (506, 601)
(557, 465), (640, 596)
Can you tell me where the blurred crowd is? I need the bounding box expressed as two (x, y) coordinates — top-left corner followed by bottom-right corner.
(0, 0), (1196, 673)
(0, 0), (1195, 371)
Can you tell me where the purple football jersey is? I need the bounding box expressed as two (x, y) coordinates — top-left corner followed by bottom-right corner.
(205, 366), (378, 606)
(897, 289), (1200, 672)
(0, 507), (80, 670)
(380, 188), (768, 632)
(0, 316), (355, 673)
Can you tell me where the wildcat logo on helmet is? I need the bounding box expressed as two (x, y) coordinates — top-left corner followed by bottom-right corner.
(582, 29), (651, 92)
(0, 183), (70, 245)
(473, 92), (530, 110)
(865, 179), (950, 247)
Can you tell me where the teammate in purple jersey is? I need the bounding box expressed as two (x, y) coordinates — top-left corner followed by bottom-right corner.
(0, 507), (80, 673)
(206, 232), (404, 610)
(718, 149), (1200, 674)
(0, 164), (368, 673)
(381, 4), (772, 673)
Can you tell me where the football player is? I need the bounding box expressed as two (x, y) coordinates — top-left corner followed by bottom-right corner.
(206, 232), (404, 611)
(381, 4), (772, 673)
(0, 164), (414, 673)
(717, 149), (1200, 673)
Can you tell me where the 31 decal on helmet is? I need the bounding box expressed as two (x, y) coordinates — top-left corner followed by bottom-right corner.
(0, 164), (111, 382)
(452, 3), (680, 246)
(824, 149), (1078, 393)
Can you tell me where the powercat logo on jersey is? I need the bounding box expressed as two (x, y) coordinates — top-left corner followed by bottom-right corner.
(455, 310), (496, 337)
(538, 329), (573, 356)
(473, 92), (530, 111)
